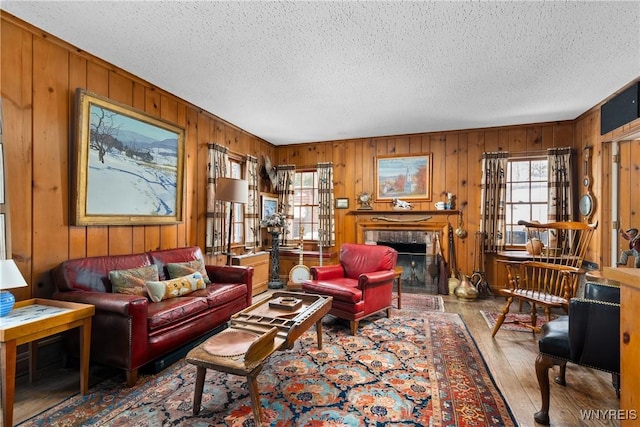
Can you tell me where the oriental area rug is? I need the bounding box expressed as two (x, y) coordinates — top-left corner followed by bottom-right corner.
(19, 310), (516, 426)
(481, 310), (560, 333)
(394, 292), (445, 312)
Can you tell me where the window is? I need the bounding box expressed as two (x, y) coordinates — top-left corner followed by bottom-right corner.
(228, 159), (244, 245)
(504, 158), (548, 246)
(291, 170), (319, 241)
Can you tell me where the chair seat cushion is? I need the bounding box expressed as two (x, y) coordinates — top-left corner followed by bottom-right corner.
(302, 279), (362, 304)
(538, 316), (570, 359)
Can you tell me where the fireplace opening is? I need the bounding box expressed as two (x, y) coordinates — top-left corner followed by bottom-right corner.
(376, 236), (439, 294)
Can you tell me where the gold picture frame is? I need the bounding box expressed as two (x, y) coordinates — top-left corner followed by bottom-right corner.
(72, 89), (185, 225)
(375, 153), (431, 201)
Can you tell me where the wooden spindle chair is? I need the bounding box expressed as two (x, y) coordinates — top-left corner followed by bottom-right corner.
(491, 220), (597, 337)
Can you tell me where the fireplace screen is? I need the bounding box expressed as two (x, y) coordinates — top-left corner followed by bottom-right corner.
(365, 230), (439, 293)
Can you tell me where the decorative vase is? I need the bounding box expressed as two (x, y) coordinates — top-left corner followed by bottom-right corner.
(454, 274), (479, 301)
(267, 228), (284, 289)
(526, 238), (544, 255)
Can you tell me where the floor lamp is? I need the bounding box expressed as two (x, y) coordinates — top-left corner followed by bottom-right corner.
(216, 177), (248, 265)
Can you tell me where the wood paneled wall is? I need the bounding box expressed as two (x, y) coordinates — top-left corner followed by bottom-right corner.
(575, 90), (640, 268)
(277, 122), (575, 277)
(1, 13), (275, 299)
(2, 11), (638, 300)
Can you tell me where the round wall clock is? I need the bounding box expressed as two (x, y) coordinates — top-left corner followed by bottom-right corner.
(357, 192), (373, 210)
(579, 193), (594, 217)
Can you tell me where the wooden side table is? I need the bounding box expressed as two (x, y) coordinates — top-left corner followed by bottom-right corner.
(394, 266), (403, 309)
(0, 298), (94, 427)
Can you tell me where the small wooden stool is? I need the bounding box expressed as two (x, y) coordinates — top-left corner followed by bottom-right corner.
(186, 327), (283, 427)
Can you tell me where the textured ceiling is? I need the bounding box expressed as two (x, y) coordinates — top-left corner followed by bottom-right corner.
(2, 1), (639, 145)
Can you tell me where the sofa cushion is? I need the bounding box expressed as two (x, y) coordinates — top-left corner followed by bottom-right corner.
(53, 253), (152, 292)
(148, 246), (206, 280)
(190, 282), (251, 308)
(167, 260), (211, 284)
(145, 273), (207, 302)
(109, 265), (159, 298)
(146, 297), (209, 331)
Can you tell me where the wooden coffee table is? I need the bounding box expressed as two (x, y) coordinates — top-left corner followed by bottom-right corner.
(186, 291), (332, 427)
(1, 298), (94, 427)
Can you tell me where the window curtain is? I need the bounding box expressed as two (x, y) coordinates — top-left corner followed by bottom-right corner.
(317, 162), (335, 247)
(205, 144), (228, 255)
(275, 165), (296, 246)
(244, 155), (260, 249)
(547, 147), (574, 222)
(480, 152), (509, 252)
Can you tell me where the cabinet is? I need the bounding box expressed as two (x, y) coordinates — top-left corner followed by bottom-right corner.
(602, 267), (640, 426)
(232, 252), (269, 296)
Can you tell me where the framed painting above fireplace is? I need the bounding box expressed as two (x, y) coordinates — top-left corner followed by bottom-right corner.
(375, 154), (431, 201)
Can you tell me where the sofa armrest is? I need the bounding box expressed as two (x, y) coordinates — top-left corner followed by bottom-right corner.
(568, 298), (620, 373)
(310, 264), (345, 280)
(52, 290), (148, 317)
(205, 264), (253, 306)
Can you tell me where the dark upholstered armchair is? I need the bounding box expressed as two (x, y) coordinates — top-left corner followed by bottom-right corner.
(301, 243), (398, 335)
(534, 282), (620, 425)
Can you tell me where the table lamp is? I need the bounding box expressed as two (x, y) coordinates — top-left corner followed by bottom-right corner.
(216, 177), (248, 265)
(0, 259), (28, 317)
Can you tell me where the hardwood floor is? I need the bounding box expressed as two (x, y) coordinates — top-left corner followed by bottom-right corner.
(7, 293), (619, 427)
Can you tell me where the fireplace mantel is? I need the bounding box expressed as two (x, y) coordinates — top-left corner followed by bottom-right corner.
(349, 209), (461, 218)
(349, 209), (459, 260)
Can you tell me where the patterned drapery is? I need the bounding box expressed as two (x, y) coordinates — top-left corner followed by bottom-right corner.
(205, 144), (228, 255)
(547, 148), (574, 222)
(480, 152), (509, 252)
(244, 155), (260, 249)
(275, 165), (296, 246)
(317, 162), (335, 247)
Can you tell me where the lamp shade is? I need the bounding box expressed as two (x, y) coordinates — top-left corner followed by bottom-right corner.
(0, 259), (28, 290)
(0, 259), (27, 317)
(216, 177), (248, 204)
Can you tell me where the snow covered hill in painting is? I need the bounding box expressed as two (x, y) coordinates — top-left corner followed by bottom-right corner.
(86, 146), (178, 216)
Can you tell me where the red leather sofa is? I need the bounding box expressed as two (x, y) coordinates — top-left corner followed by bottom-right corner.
(302, 243), (398, 334)
(52, 246), (252, 386)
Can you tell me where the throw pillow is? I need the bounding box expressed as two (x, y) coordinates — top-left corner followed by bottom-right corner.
(145, 272), (207, 303)
(109, 264), (159, 298)
(166, 259), (211, 284)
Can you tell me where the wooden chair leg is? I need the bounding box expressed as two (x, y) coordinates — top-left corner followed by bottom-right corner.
(491, 296), (513, 337)
(192, 367), (206, 415)
(534, 352), (557, 425)
(247, 370), (263, 427)
(349, 320), (359, 335)
(530, 303), (538, 332)
(554, 362), (567, 386)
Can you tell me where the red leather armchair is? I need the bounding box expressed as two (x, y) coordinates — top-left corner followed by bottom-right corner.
(302, 243), (398, 335)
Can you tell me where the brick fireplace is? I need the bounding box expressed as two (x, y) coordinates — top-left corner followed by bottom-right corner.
(352, 210), (459, 293)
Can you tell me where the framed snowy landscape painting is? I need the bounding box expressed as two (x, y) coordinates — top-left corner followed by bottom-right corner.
(72, 89), (185, 225)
